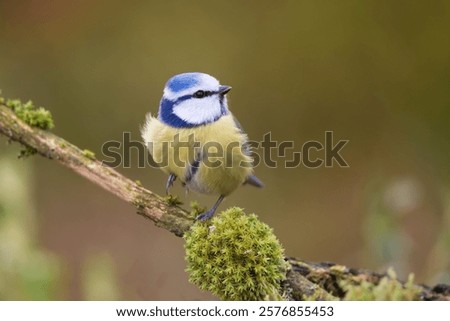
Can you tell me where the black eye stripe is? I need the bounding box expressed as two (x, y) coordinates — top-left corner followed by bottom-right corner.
(193, 90), (214, 98)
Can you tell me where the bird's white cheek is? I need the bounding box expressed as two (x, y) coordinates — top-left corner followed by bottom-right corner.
(173, 97), (222, 125)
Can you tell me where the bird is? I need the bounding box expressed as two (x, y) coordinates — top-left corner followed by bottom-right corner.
(141, 72), (263, 221)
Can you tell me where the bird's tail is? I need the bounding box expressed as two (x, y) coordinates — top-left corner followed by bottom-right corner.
(245, 175), (264, 188)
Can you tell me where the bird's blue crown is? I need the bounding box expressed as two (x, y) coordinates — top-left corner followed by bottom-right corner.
(166, 73), (201, 93)
(158, 72), (230, 128)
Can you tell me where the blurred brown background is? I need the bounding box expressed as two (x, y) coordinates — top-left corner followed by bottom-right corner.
(0, 0), (449, 300)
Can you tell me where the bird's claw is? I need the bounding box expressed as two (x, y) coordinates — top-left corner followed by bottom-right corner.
(165, 174), (176, 195)
(195, 209), (215, 221)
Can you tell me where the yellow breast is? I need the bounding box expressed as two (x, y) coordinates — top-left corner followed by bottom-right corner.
(142, 114), (254, 195)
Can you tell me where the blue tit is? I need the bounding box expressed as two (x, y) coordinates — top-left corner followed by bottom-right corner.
(141, 72), (263, 221)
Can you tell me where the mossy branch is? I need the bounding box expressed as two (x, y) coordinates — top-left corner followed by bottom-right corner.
(0, 97), (448, 301)
(0, 101), (192, 236)
(286, 258), (449, 300)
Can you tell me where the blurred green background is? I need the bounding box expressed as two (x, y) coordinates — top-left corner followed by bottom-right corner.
(0, 1), (449, 300)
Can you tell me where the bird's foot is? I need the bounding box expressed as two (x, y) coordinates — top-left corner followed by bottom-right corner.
(195, 195), (225, 221)
(195, 208), (216, 221)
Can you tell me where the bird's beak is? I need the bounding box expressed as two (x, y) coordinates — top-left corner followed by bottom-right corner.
(218, 85), (232, 95)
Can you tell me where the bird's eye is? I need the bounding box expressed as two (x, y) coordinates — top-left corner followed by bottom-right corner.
(193, 90), (206, 98)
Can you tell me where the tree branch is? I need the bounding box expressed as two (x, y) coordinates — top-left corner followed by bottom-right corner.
(0, 104), (192, 236)
(286, 258), (449, 300)
(0, 103), (448, 300)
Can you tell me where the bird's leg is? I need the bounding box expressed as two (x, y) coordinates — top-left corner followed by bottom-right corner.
(196, 195), (225, 221)
(165, 173), (177, 195)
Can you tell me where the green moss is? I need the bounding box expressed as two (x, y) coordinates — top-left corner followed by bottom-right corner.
(134, 180), (143, 187)
(6, 98), (54, 130)
(82, 149), (96, 160)
(330, 264), (347, 274)
(184, 207), (287, 300)
(59, 142), (67, 149)
(302, 288), (339, 301)
(189, 201), (206, 218)
(164, 194), (183, 206)
(132, 195), (146, 210)
(18, 146), (38, 159)
(342, 269), (421, 300)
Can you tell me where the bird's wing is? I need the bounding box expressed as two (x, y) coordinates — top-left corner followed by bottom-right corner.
(231, 115), (264, 188)
(231, 114), (245, 133)
(231, 115), (252, 156)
